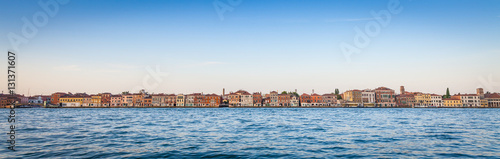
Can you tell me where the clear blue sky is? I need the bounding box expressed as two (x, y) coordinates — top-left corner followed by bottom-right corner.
(1, 0), (499, 95)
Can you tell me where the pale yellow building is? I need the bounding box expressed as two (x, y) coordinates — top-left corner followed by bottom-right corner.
(343, 90), (362, 103)
(415, 93), (431, 107)
(91, 95), (102, 107)
(443, 98), (462, 107)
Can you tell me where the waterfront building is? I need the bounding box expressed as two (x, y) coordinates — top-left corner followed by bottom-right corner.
(344, 90), (362, 103)
(142, 96), (152, 107)
(374, 87), (396, 107)
(50, 92), (67, 105)
(152, 94), (167, 107)
(263, 97), (270, 106)
(300, 93), (311, 107)
(100, 93), (111, 107)
(396, 94), (415, 107)
(443, 97), (463, 107)
(453, 94), (480, 107)
(322, 93), (337, 107)
(485, 93), (500, 107)
(60, 95), (85, 107)
(270, 91), (279, 106)
(19, 96), (28, 104)
(311, 93), (323, 106)
(204, 94), (221, 107)
(90, 95), (102, 107)
(40, 95), (51, 104)
(361, 90), (376, 104)
(430, 94), (443, 107)
(290, 94), (300, 107)
(278, 93), (291, 107)
(28, 96), (44, 104)
(121, 94), (134, 107)
(132, 93), (144, 107)
(227, 92), (240, 107)
(110, 95), (122, 107)
(0, 96), (8, 108)
(253, 92), (262, 107)
(1, 95), (20, 108)
(415, 93), (431, 107)
(185, 94), (196, 107)
(82, 95), (91, 107)
(481, 99), (488, 107)
(194, 93), (204, 107)
(176, 94), (185, 106)
(236, 90), (253, 107)
(166, 94), (176, 106)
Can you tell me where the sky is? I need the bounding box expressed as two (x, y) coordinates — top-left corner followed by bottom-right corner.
(0, 0), (499, 96)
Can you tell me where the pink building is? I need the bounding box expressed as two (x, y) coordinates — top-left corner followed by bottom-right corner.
(110, 95), (122, 107)
(374, 87), (396, 107)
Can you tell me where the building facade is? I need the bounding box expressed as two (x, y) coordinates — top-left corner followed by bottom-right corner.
(300, 93), (311, 107)
(430, 94), (442, 107)
(374, 87), (396, 107)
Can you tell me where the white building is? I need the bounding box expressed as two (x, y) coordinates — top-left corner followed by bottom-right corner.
(240, 92), (253, 106)
(362, 90), (375, 103)
(270, 91), (279, 106)
(456, 94), (480, 107)
(290, 95), (300, 107)
(185, 94), (195, 106)
(176, 94), (185, 106)
(430, 94), (442, 107)
(28, 96), (44, 104)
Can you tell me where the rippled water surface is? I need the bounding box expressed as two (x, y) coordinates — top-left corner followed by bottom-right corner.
(1, 108), (500, 158)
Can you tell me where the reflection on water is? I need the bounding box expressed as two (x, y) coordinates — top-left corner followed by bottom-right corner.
(1, 108), (499, 158)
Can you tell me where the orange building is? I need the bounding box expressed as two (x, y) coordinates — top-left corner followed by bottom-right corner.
(51, 92), (67, 105)
(228, 92), (241, 107)
(253, 92), (262, 106)
(142, 97), (152, 107)
(311, 93), (323, 106)
(110, 95), (122, 107)
(100, 93), (111, 107)
(203, 94), (221, 107)
(300, 93), (311, 107)
(278, 93), (291, 106)
(132, 93), (143, 107)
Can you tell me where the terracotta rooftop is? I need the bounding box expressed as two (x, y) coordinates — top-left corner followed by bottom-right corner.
(485, 93), (500, 98)
(375, 87), (392, 90)
(454, 94), (478, 96)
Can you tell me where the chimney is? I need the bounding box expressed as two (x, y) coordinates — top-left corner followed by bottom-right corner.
(223, 88), (225, 96)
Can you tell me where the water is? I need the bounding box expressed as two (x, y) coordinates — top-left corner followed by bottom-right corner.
(1, 108), (499, 158)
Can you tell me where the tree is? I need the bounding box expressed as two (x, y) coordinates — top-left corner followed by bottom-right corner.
(281, 91), (288, 95)
(337, 94), (342, 100)
(122, 91), (129, 95)
(335, 89), (340, 95)
(445, 88), (450, 99)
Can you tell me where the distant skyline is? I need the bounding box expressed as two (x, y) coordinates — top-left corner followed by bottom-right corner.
(1, 0), (500, 95)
